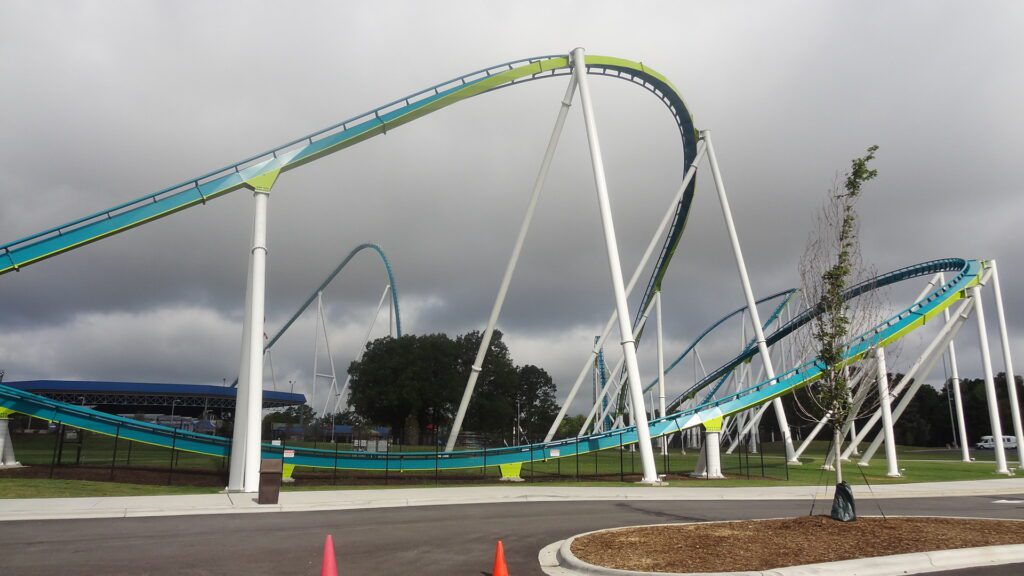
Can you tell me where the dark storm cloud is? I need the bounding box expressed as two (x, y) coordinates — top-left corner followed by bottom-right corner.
(1, 1), (1022, 414)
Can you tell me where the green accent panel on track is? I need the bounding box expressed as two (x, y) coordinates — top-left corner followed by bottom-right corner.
(245, 169), (281, 192)
(499, 462), (523, 479)
(703, 416), (723, 432)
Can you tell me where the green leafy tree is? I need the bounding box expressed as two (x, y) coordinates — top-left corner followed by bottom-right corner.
(262, 404), (316, 438)
(346, 330), (557, 446)
(346, 334), (463, 445)
(798, 146), (881, 491)
(553, 414), (588, 440)
(456, 330), (519, 440)
(513, 364), (560, 441)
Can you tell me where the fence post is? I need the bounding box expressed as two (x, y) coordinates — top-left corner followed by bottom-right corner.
(483, 446), (488, 480)
(434, 438), (439, 485)
(384, 440), (390, 486)
(49, 423), (64, 479)
(167, 428), (177, 486)
(619, 432), (624, 482)
(575, 436), (580, 481)
(333, 440), (339, 486)
(759, 428), (765, 478)
(110, 424), (121, 480)
(530, 438), (535, 483)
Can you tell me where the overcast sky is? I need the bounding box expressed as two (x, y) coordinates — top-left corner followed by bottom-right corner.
(1, 1), (1022, 417)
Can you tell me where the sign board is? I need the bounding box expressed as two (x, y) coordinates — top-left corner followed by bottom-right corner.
(283, 449), (295, 459)
(549, 448), (560, 458)
(271, 439), (282, 446)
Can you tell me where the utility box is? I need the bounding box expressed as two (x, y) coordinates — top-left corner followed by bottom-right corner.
(258, 459), (283, 505)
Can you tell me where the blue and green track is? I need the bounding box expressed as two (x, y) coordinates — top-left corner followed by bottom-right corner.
(0, 54), (982, 471)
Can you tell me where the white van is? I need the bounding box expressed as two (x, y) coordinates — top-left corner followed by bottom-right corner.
(976, 435), (1018, 450)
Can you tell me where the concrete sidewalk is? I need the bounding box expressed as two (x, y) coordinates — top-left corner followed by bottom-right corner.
(2, 478), (1023, 522)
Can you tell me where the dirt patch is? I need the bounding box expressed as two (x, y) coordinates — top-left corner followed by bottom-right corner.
(571, 516), (1024, 573)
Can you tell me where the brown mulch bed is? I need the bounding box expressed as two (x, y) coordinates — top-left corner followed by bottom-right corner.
(571, 516), (1024, 573)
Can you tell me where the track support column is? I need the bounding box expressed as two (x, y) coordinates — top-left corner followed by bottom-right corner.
(973, 284), (1010, 475)
(656, 291), (668, 455)
(703, 129), (798, 464)
(228, 173), (277, 492)
(941, 279), (971, 463)
(542, 139), (708, 443)
(571, 47), (659, 484)
(989, 260), (1024, 467)
(874, 347), (900, 477)
(0, 409), (20, 468)
(445, 75), (578, 452)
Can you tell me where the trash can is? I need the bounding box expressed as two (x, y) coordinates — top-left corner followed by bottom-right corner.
(258, 458), (283, 505)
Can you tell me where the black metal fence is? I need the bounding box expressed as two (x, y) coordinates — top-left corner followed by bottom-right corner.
(4, 414), (791, 487)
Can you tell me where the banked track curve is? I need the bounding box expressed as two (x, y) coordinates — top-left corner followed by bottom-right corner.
(0, 258), (982, 470)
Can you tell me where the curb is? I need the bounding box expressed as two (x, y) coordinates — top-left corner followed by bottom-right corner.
(539, 519), (1024, 576)
(3, 480), (1024, 522)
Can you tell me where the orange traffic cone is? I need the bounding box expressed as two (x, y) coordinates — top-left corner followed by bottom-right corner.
(321, 534), (338, 576)
(492, 539), (509, 576)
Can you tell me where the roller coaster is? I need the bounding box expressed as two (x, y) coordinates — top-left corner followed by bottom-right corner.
(1, 49), (1021, 489)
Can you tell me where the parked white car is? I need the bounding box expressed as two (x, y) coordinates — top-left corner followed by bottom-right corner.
(975, 435), (1018, 449)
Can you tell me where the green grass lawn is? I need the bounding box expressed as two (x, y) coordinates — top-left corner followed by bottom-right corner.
(0, 478), (221, 499)
(10, 432), (226, 471)
(3, 434), (1018, 499)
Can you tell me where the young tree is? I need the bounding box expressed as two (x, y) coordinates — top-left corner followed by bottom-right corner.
(798, 146), (882, 515)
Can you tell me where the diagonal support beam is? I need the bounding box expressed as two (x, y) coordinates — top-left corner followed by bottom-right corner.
(445, 75), (577, 452)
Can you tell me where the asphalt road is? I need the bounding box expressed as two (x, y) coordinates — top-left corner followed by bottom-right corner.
(2, 495), (1023, 575)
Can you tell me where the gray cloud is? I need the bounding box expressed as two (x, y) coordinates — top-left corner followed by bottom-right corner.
(1, 1), (1022, 416)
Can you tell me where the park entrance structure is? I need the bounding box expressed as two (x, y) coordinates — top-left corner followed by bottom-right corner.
(1, 49), (1021, 491)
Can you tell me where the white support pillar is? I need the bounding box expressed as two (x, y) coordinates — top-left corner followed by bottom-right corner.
(0, 414), (19, 467)
(445, 76), (578, 452)
(571, 47), (659, 483)
(845, 293), (976, 462)
(874, 347), (901, 477)
(227, 221), (255, 492)
(543, 139), (708, 443)
(228, 187), (270, 492)
(973, 284), (1010, 475)
(858, 296), (976, 465)
(656, 291), (668, 455)
(581, 298), (657, 436)
(989, 260), (1024, 467)
(703, 431), (724, 479)
(942, 284), (971, 463)
(330, 284), (391, 414)
(317, 293), (341, 418)
(704, 129), (798, 464)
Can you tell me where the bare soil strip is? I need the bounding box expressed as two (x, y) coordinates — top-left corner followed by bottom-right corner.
(571, 516), (1024, 573)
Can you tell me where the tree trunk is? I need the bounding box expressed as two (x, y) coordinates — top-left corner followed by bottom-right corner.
(834, 428), (843, 484)
(404, 413), (420, 446)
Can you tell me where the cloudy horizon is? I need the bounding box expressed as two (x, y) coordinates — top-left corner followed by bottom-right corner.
(1, 1), (1022, 418)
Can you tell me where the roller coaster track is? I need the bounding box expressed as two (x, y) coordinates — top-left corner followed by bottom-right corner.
(0, 258), (981, 470)
(225, 242), (402, 388)
(0, 52), (982, 471)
